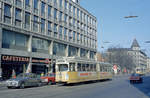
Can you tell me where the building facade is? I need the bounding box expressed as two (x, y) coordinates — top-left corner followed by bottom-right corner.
(106, 39), (147, 72)
(147, 57), (150, 72)
(129, 39), (147, 70)
(0, 0), (97, 79)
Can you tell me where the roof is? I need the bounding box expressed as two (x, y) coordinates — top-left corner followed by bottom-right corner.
(131, 38), (140, 48)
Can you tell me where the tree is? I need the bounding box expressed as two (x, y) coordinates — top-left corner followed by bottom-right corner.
(105, 47), (136, 72)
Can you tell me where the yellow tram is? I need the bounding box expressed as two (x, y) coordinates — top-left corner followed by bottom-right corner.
(55, 57), (113, 84)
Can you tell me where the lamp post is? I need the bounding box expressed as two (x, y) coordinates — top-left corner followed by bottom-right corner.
(101, 41), (111, 62)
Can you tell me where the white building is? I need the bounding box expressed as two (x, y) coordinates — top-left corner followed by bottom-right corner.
(0, 0), (97, 79)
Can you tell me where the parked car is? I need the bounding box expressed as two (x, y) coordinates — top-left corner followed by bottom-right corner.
(129, 73), (143, 83)
(40, 73), (55, 85)
(6, 73), (42, 89)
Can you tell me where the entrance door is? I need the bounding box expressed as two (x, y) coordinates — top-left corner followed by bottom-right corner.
(1, 64), (13, 80)
(1, 64), (24, 80)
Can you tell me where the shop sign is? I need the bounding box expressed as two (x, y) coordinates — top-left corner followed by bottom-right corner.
(32, 58), (51, 64)
(2, 55), (29, 62)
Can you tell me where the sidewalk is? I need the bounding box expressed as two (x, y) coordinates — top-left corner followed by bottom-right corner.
(0, 81), (6, 87)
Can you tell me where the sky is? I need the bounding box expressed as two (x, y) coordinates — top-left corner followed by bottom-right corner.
(80, 0), (150, 56)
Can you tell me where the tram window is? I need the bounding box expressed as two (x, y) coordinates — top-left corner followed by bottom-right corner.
(93, 64), (96, 71)
(58, 64), (68, 71)
(86, 64), (90, 71)
(82, 64), (86, 71)
(77, 63), (81, 71)
(90, 64), (93, 71)
(69, 63), (75, 71)
(100, 66), (103, 72)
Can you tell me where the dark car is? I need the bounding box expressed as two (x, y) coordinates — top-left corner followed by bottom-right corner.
(6, 73), (42, 89)
(40, 73), (55, 85)
(129, 73), (143, 83)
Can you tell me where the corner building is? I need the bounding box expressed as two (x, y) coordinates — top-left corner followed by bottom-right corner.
(0, 0), (97, 79)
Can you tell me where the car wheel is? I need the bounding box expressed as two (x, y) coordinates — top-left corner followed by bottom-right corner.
(140, 78), (143, 83)
(20, 83), (25, 89)
(130, 80), (133, 83)
(7, 86), (12, 89)
(38, 82), (42, 87)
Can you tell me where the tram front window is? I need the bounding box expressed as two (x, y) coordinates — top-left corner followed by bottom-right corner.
(58, 64), (68, 71)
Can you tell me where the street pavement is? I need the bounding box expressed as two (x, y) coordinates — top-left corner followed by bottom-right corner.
(0, 74), (150, 98)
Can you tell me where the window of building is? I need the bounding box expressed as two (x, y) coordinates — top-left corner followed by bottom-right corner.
(69, 3), (72, 12)
(25, 0), (30, 9)
(59, 12), (62, 22)
(54, 0), (57, 6)
(34, 0), (38, 14)
(64, 0), (67, 9)
(15, 8), (21, 27)
(41, 19), (45, 34)
(2, 29), (28, 50)
(73, 18), (75, 26)
(77, 33), (79, 43)
(54, 9), (57, 20)
(59, 26), (63, 39)
(59, 0), (62, 8)
(48, 21), (52, 35)
(33, 15), (39, 32)
(16, 0), (22, 7)
(54, 24), (58, 37)
(73, 31), (76, 42)
(68, 46), (78, 57)
(80, 34), (83, 44)
(4, 4), (11, 23)
(80, 11), (82, 21)
(69, 16), (72, 26)
(77, 8), (79, 19)
(68, 30), (72, 41)
(64, 28), (67, 40)
(24, 12), (30, 29)
(48, 5), (52, 19)
(41, 2), (45, 17)
(73, 6), (76, 17)
(32, 37), (49, 52)
(90, 51), (95, 59)
(64, 14), (67, 23)
(80, 48), (88, 58)
(53, 42), (66, 56)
